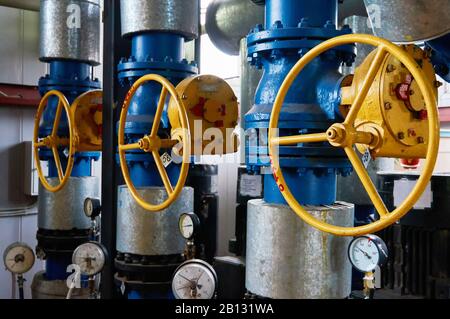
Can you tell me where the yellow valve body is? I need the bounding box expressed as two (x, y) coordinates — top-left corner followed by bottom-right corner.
(168, 75), (239, 155)
(72, 90), (103, 152)
(341, 45), (438, 158)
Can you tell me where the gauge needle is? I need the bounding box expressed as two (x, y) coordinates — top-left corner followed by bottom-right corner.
(179, 274), (196, 285)
(176, 284), (192, 291)
(196, 270), (205, 282)
(357, 247), (372, 259)
(183, 224), (193, 228)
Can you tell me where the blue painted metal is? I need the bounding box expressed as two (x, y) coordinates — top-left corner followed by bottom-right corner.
(426, 33), (450, 83)
(116, 30), (198, 299)
(44, 254), (73, 281)
(38, 61), (101, 179)
(38, 60), (102, 283)
(127, 289), (174, 300)
(117, 32), (198, 188)
(245, 0), (354, 205)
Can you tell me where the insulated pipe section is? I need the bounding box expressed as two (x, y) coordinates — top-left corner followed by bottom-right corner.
(205, 0), (264, 56)
(364, 0), (450, 43)
(120, 0), (199, 40)
(205, 0), (367, 56)
(40, 0), (101, 65)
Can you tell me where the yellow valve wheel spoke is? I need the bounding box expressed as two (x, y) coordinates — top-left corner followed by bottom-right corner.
(150, 87), (168, 137)
(344, 47), (388, 125)
(118, 74), (191, 212)
(119, 143), (141, 151)
(152, 151), (174, 195)
(344, 146), (389, 218)
(272, 133), (329, 146)
(268, 34), (439, 236)
(33, 90), (75, 192)
(51, 146), (64, 182)
(52, 101), (63, 137)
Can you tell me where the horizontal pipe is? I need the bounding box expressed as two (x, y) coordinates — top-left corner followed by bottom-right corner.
(0, 0), (40, 11)
(205, 0), (264, 55)
(206, 0), (367, 56)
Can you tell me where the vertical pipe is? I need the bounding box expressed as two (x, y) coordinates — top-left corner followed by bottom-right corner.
(265, 0), (338, 28)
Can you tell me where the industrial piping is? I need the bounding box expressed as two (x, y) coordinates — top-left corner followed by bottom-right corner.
(32, 0), (101, 299)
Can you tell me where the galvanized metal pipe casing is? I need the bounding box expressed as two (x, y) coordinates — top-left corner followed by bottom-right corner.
(205, 0), (264, 56)
(116, 186), (193, 256)
(120, 0), (199, 39)
(364, 0), (450, 43)
(40, 0), (101, 65)
(31, 271), (89, 299)
(38, 177), (99, 230)
(246, 200), (354, 299)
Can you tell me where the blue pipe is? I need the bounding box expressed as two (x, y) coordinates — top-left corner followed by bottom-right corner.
(38, 59), (101, 283)
(132, 33), (184, 62)
(39, 61), (101, 179)
(45, 255), (73, 281)
(265, 0), (338, 28)
(117, 32), (197, 188)
(245, 0), (353, 205)
(426, 33), (450, 82)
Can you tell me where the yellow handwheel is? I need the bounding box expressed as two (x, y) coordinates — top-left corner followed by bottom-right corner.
(118, 74), (191, 212)
(33, 90), (75, 193)
(269, 34), (440, 237)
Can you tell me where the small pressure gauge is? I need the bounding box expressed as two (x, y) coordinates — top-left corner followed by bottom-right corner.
(172, 259), (217, 299)
(83, 197), (102, 219)
(178, 212), (200, 240)
(3, 243), (35, 274)
(72, 242), (107, 276)
(348, 234), (388, 273)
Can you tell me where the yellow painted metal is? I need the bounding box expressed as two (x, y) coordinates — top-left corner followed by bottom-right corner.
(71, 90), (103, 152)
(341, 44), (438, 157)
(268, 34), (440, 237)
(33, 90), (75, 193)
(118, 74), (191, 212)
(168, 75), (239, 155)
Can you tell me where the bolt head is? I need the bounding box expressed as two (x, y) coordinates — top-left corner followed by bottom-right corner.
(387, 64), (396, 73)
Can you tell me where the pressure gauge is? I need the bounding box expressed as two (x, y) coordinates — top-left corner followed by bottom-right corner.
(348, 234), (388, 273)
(83, 197), (102, 219)
(3, 242), (35, 274)
(72, 242), (107, 276)
(178, 212), (200, 240)
(172, 259), (217, 299)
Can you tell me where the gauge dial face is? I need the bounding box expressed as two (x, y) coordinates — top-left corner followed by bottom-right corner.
(3, 243), (35, 274)
(84, 197), (101, 218)
(348, 235), (388, 273)
(72, 242), (106, 276)
(172, 260), (217, 299)
(179, 213), (199, 240)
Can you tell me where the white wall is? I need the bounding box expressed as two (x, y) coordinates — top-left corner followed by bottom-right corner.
(0, 6), (44, 299)
(200, 32), (241, 256)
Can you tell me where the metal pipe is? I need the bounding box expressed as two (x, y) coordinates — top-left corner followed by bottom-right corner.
(364, 0), (450, 43)
(0, 0), (40, 11)
(206, 0), (367, 56)
(205, 0), (264, 56)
